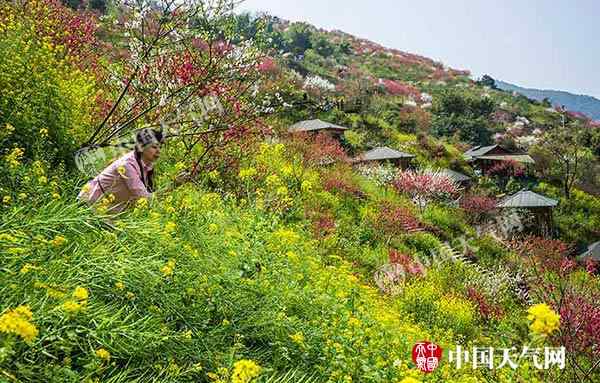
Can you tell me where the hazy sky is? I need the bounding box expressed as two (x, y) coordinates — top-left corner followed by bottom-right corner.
(238, 0), (600, 98)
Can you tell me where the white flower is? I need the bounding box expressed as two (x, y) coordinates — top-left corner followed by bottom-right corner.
(303, 75), (335, 91)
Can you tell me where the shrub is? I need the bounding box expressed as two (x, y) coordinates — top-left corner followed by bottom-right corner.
(460, 195), (497, 223)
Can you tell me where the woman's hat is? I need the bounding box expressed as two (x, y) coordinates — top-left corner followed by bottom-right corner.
(135, 128), (164, 152)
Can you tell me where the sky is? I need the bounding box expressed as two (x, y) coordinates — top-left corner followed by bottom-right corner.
(238, 0), (600, 99)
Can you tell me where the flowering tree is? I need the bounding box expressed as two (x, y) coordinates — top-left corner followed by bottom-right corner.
(393, 170), (459, 211)
(488, 159), (526, 178)
(83, 0), (272, 174)
(510, 236), (600, 377)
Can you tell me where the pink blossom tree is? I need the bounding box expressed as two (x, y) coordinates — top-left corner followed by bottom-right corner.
(393, 170), (460, 211)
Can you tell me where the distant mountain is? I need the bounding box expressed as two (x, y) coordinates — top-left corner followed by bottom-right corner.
(496, 80), (600, 120)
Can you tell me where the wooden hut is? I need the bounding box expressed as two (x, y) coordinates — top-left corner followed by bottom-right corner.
(497, 190), (558, 237)
(353, 146), (415, 169)
(464, 144), (535, 174)
(288, 119), (350, 139)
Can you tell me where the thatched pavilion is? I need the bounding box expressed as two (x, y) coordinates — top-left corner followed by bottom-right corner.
(353, 146), (415, 169)
(497, 190), (558, 237)
(288, 119), (350, 139)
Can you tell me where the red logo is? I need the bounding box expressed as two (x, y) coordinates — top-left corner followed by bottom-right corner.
(412, 341), (442, 373)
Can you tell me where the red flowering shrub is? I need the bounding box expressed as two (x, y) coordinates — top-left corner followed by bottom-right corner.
(559, 292), (600, 356)
(286, 132), (349, 166)
(388, 249), (425, 276)
(374, 202), (424, 238)
(466, 287), (503, 321)
(460, 195), (497, 223)
(510, 236), (573, 276)
(322, 176), (364, 198)
(380, 79), (421, 99)
(257, 57), (278, 74)
(488, 160), (526, 177)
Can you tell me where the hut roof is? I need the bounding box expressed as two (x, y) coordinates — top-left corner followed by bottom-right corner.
(464, 145), (499, 159)
(579, 241), (600, 261)
(439, 169), (471, 183)
(354, 146), (415, 162)
(477, 154), (535, 164)
(497, 190), (558, 208)
(288, 119), (349, 133)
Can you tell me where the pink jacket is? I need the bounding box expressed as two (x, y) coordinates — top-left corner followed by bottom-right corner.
(78, 151), (153, 212)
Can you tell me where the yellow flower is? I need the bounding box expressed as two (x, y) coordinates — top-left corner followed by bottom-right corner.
(161, 259), (176, 277)
(4, 147), (24, 168)
(117, 165), (128, 178)
(39, 128), (49, 137)
(301, 180), (313, 193)
(281, 164), (293, 177)
(175, 162), (186, 172)
(20, 263), (38, 274)
(135, 197), (148, 209)
(231, 359), (261, 383)
(2, 195), (11, 204)
(62, 300), (83, 314)
(95, 348), (111, 361)
(18, 193), (27, 200)
(38, 176), (48, 185)
(50, 235), (67, 247)
(265, 174), (281, 188)
(73, 287), (89, 301)
(52, 193), (60, 200)
(527, 303), (560, 336)
(0, 305), (38, 342)
(399, 378), (421, 383)
(239, 167), (257, 180)
(208, 223), (219, 234)
(164, 221), (177, 234)
(115, 282), (125, 290)
(289, 332), (305, 345)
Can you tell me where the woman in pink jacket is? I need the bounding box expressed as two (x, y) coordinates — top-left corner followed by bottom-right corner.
(78, 128), (167, 213)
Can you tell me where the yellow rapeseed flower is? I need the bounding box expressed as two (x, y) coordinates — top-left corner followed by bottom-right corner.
(0, 305), (38, 342)
(399, 378), (421, 383)
(62, 300), (83, 314)
(231, 359), (261, 383)
(238, 167), (257, 180)
(95, 348), (111, 361)
(527, 303), (560, 336)
(301, 180), (313, 193)
(50, 235), (67, 247)
(164, 221), (177, 234)
(115, 282), (125, 290)
(161, 259), (176, 277)
(73, 287), (89, 301)
(289, 332), (305, 345)
(2, 195), (11, 204)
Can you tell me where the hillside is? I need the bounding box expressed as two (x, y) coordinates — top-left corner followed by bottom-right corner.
(496, 80), (600, 120)
(1, 2), (600, 383)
